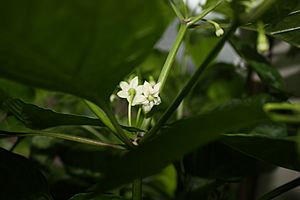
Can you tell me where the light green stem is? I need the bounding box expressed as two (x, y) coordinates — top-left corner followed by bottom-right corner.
(187, 0), (224, 26)
(1, 130), (125, 150)
(128, 101), (132, 127)
(158, 24), (188, 92)
(132, 178), (142, 200)
(142, 22), (238, 143)
(136, 107), (142, 127)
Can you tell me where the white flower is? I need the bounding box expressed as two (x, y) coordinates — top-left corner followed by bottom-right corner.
(117, 76), (144, 106)
(215, 28), (224, 37)
(140, 81), (161, 113)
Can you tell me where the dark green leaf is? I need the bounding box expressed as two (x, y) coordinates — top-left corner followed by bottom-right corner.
(222, 134), (300, 171)
(95, 97), (269, 191)
(0, 0), (172, 107)
(2, 98), (143, 132)
(230, 36), (285, 91)
(0, 147), (53, 200)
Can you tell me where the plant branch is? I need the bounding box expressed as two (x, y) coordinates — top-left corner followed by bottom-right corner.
(132, 178), (143, 200)
(158, 24), (188, 92)
(142, 21), (238, 143)
(85, 100), (134, 149)
(0, 130), (126, 150)
(187, 0), (224, 27)
(258, 177), (300, 200)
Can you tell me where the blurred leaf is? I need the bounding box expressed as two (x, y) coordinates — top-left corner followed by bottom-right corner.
(0, 147), (53, 200)
(230, 36), (285, 91)
(186, 30), (219, 66)
(241, 1), (300, 47)
(184, 142), (259, 179)
(149, 165), (177, 198)
(222, 134), (300, 171)
(0, 0), (172, 107)
(0, 79), (34, 102)
(94, 97), (269, 191)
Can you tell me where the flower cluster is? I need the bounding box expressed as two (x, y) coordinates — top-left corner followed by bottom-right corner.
(117, 76), (161, 112)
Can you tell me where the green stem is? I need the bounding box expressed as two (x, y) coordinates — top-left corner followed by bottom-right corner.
(102, 105), (135, 149)
(132, 178), (142, 200)
(142, 22), (238, 143)
(128, 101), (132, 127)
(136, 107), (142, 127)
(158, 24), (188, 92)
(0, 130), (125, 150)
(258, 177), (300, 200)
(187, 0), (224, 27)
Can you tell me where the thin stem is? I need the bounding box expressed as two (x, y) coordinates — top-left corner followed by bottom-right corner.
(128, 101), (132, 127)
(102, 105), (135, 149)
(132, 178), (143, 200)
(169, 0), (185, 21)
(158, 24), (188, 92)
(187, 0), (224, 27)
(0, 130), (125, 150)
(136, 107), (142, 127)
(142, 22), (238, 143)
(258, 177), (300, 200)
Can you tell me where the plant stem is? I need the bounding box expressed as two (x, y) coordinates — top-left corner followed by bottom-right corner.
(128, 101), (132, 126)
(0, 130), (125, 150)
(132, 178), (142, 200)
(158, 24), (188, 92)
(142, 22), (238, 143)
(136, 107), (142, 127)
(187, 0), (224, 27)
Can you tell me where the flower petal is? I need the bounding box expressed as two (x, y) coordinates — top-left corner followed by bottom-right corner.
(143, 103), (153, 113)
(117, 90), (128, 98)
(132, 94), (146, 106)
(130, 76), (139, 88)
(120, 81), (129, 91)
(153, 82), (161, 94)
(136, 85), (144, 94)
(143, 81), (151, 96)
(154, 97), (161, 105)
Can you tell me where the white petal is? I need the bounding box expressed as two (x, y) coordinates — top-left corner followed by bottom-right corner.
(136, 85), (144, 94)
(143, 103), (153, 113)
(154, 97), (161, 105)
(117, 90), (128, 98)
(143, 81), (151, 96)
(132, 95), (146, 106)
(130, 76), (139, 88)
(120, 81), (129, 91)
(153, 82), (161, 94)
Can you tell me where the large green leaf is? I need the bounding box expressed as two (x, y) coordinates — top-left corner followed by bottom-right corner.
(222, 134), (300, 171)
(0, 148), (53, 200)
(69, 193), (124, 200)
(1, 98), (141, 132)
(94, 97), (269, 191)
(0, 1), (172, 107)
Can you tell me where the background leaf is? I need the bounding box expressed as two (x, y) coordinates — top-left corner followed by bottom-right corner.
(94, 97), (269, 191)
(0, 148), (53, 200)
(0, 0), (172, 107)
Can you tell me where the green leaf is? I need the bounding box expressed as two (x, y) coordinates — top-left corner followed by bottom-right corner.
(230, 36), (285, 91)
(94, 97), (269, 191)
(0, 0), (172, 107)
(0, 147), (53, 200)
(222, 134), (300, 171)
(2, 98), (143, 132)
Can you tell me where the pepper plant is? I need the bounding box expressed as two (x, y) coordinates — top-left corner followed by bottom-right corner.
(0, 0), (300, 200)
